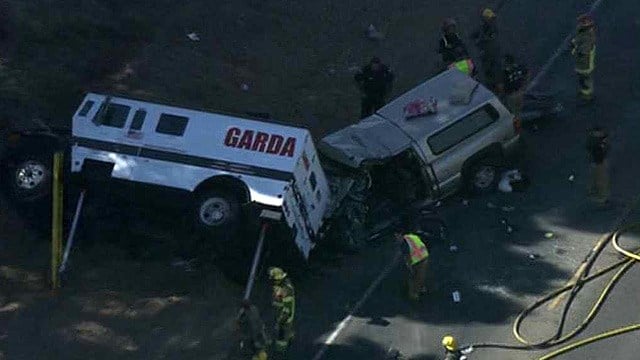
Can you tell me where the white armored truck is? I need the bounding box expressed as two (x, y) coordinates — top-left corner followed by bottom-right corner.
(70, 93), (333, 258)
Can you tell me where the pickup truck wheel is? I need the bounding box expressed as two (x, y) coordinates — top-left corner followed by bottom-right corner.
(5, 150), (53, 202)
(466, 162), (499, 194)
(193, 189), (240, 236)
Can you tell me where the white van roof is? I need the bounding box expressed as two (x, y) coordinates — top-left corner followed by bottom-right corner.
(74, 93), (312, 176)
(319, 70), (495, 168)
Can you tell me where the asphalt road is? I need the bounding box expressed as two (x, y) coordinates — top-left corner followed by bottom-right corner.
(289, 0), (640, 359)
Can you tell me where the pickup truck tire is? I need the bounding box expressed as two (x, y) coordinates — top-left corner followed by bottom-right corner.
(193, 189), (240, 237)
(5, 148), (53, 203)
(465, 161), (499, 195)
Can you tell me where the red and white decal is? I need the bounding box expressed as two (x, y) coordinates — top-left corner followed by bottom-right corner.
(224, 127), (297, 157)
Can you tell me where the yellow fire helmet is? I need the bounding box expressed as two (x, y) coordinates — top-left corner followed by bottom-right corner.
(482, 8), (496, 19)
(268, 267), (287, 281)
(442, 335), (458, 351)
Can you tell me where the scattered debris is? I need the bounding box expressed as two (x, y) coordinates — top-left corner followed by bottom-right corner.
(403, 97), (438, 119)
(327, 67), (337, 76)
(240, 83), (250, 91)
(487, 202), (497, 208)
(170, 258), (197, 272)
(544, 232), (555, 239)
(348, 65), (361, 73)
(568, 174), (575, 182)
(499, 169), (529, 193)
(434, 201), (442, 207)
(186, 32), (200, 41)
(528, 253), (539, 260)
(452, 291), (461, 303)
(462, 199), (469, 206)
(500, 218), (513, 233)
(449, 245), (458, 252)
(501, 205), (516, 212)
(365, 24), (385, 40)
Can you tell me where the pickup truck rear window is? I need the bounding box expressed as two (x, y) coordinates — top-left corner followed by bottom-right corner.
(427, 104), (499, 155)
(156, 114), (188, 136)
(102, 104), (131, 128)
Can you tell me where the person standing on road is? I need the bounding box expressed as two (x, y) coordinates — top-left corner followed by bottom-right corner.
(472, 8), (502, 93)
(236, 299), (270, 360)
(586, 126), (610, 206)
(571, 13), (596, 102)
(268, 267), (295, 354)
(354, 57), (394, 119)
(501, 54), (529, 120)
(395, 229), (429, 302)
(439, 18), (469, 66)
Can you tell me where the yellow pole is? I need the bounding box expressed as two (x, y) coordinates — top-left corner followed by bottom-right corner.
(51, 151), (63, 290)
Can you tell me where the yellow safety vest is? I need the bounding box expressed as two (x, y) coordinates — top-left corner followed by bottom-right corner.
(403, 233), (429, 265)
(449, 59), (475, 75)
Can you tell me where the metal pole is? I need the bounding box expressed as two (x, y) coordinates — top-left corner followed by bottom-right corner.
(59, 189), (86, 274)
(50, 152), (63, 290)
(243, 223), (268, 301)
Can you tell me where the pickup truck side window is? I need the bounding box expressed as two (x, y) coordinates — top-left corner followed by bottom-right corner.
(130, 109), (146, 130)
(427, 104), (499, 155)
(156, 113), (188, 136)
(101, 104), (131, 128)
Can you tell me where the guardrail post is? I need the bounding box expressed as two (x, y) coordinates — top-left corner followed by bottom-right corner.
(51, 151), (63, 290)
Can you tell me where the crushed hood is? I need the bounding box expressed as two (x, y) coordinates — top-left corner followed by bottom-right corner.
(318, 115), (413, 168)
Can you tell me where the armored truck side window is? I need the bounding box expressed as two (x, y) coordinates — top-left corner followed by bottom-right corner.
(156, 114), (189, 136)
(101, 104), (131, 128)
(130, 110), (146, 130)
(427, 104), (499, 155)
(78, 100), (95, 117)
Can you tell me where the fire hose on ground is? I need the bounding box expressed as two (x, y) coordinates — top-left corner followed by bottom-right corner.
(461, 223), (640, 359)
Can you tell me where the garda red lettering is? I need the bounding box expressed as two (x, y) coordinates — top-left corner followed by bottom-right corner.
(266, 135), (284, 154)
(224, 128), (296, 157)
(238, 130), (254, 150)
(252, 132), (269, 152)
(224, 127), (241, 146)
(280, 137), (296, 157)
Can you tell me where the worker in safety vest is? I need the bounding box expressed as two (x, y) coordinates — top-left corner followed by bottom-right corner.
(447, 46), (477, 78)
(441, 335), (464, 360)
(236, 299), (270, 360)
(395, 231), (430, 301)
(268, 267), (295, 353)
(571, 13), (596, 102)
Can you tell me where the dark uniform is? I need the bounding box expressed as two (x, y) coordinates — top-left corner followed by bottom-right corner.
(439, 32), (468, 65)
(354, 57), (394, 119)
(237, 302), (270, 360)
(472, 11), (502, 92)
(586, 127), (610, 205)
(502, 55), (528, 119)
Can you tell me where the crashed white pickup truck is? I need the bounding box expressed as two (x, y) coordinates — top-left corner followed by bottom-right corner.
(2, 69), (520, 260)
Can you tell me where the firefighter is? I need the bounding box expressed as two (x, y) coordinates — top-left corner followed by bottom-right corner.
(354, 57), (394, 119)
(571, 13), (596, 102)
(439, 18), (469, 66)
(236, 299), (270, 360)
(472, 8), (502, 93)
(441, 335), (463, 360)
(586, 126), (610, 206)
(268, 267), (295, 354)
(395, 229), (430, 301)
(502, 54), (529, 120)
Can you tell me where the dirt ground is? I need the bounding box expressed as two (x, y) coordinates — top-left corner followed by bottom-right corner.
(1, 0), (503, 358)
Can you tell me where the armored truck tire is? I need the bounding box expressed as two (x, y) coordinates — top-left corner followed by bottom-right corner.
(4, 146), (54, 203)
(192, 188), (241, 237)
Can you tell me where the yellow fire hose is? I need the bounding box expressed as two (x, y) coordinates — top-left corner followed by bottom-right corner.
(465, 223), (640, 359)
